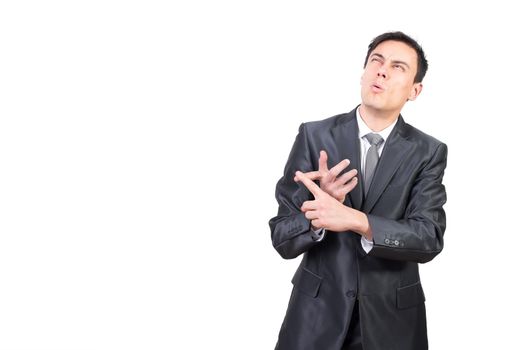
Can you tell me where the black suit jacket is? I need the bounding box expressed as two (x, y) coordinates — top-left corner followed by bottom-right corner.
(269, 107), (447, 350)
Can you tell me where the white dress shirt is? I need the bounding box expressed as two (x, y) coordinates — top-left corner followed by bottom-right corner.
(313, 107), (398, 254)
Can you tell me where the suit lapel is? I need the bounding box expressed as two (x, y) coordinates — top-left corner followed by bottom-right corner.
(330, 109), (363, 210)
(362, 116), (414, 213)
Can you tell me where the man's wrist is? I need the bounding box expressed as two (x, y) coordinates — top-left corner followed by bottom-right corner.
(359, 212), (372, 240)
(346, 208), (372, 240)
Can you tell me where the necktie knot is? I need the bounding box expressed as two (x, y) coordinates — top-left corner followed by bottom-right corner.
(364, 133), (384, 146)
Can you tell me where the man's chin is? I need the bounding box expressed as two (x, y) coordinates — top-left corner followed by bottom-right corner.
(360, 99), (385, 112)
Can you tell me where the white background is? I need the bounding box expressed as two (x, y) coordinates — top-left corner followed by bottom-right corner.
(1, 1), (522, 349)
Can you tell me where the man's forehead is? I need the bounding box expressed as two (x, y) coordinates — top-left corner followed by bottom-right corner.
(371, 40), (417, 62)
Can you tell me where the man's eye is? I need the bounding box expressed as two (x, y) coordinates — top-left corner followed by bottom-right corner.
(394, 64), (405, 71)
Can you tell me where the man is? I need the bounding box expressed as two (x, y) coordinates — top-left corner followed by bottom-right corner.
(269, 32), (447, 350)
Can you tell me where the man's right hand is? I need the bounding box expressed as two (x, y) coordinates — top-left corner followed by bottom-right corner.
(294, 150), (358, 203)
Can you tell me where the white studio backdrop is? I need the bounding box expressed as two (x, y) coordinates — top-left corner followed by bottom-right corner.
(0, 1), (522, 349)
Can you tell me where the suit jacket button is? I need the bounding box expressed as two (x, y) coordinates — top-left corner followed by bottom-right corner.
(346, 290), (356, 298)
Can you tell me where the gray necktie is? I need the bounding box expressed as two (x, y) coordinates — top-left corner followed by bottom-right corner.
(364, 133), (384, 196)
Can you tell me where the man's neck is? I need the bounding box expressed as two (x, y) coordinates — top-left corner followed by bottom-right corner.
(359, 105), (401, 132)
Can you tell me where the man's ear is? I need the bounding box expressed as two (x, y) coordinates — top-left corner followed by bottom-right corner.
(408, 83), (423, 101)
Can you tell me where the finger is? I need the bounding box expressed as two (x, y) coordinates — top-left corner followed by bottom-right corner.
(294, 170), (322, 182)
(326, 159), (351, 182)
(304, 210), (318, 221)
(301, 200), (317, 212)
(311, 219), (322, 229)
(339, 177), (358, 194)
(295, 171), (323, 198)
(334, 169), (358, 186)
(318, 150), (329, 173)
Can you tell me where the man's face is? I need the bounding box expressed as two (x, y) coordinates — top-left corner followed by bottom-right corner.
(360, 40), (422, 114)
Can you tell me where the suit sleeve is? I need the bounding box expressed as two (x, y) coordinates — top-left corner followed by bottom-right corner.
(269, 123), (321, 259)
(368, 143), (448, 263)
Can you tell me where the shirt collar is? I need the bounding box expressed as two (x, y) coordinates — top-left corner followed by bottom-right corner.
(356, 106), (398, 143)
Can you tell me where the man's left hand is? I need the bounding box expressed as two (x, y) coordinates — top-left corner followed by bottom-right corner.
(295, 171), (371, 239)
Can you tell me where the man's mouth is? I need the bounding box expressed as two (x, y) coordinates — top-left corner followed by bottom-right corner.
(371, 83), (385, 93)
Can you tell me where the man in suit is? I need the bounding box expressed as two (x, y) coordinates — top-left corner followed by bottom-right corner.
(269, 32), (447, 350)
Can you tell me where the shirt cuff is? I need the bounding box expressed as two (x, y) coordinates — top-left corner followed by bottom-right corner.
(361, 236), (373, 254)
(312, 227), (326, 242)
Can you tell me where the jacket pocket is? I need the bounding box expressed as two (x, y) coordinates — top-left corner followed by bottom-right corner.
(291, 267), (322, 298)
(396, 281), (425, 309)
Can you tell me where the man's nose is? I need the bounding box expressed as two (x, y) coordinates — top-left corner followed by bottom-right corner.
(377, 65), (387, 79)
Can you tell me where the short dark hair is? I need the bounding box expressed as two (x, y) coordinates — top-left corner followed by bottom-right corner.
(364, 31), (428, 83)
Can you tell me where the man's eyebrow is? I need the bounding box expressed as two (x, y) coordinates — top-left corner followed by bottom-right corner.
(392, 60), (410, 69)
(370, 53), (385, 60)
(370, 53), (411, 69)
